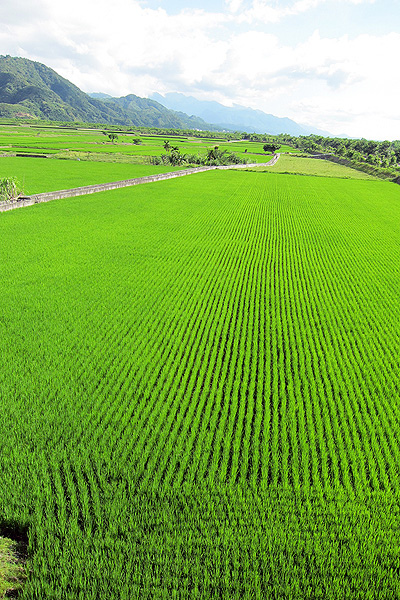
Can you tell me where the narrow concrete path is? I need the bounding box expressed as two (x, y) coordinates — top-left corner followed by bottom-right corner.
(0, 154), (280, 213)
(266, 153), (280, 166)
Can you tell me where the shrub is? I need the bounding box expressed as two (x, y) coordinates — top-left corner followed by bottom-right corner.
(0, 177), (23, 204)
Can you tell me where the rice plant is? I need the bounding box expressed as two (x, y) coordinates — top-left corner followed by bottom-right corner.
(1, 171), (400, 598)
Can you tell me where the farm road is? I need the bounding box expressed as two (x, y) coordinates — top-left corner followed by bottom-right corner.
(0, 154), (280, 212)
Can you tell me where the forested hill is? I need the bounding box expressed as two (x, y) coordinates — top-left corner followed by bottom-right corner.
(95, 93), (211, 130)
(0, 56), (215, 129)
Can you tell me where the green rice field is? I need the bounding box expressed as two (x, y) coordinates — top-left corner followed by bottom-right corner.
(0, 156), (182, 195)
(261, 153), (376, 179)
(1, 166), (400, 598)
(0, 124), (275, 163)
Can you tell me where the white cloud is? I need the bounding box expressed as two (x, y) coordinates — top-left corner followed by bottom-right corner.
(234, 30), (400, 138)
(0, 0), (399, 138)
(225, 0), (245, 12)
(236, 0), (376, 25)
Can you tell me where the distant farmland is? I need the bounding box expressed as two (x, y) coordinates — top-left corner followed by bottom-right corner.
(1, 170), (400, 598)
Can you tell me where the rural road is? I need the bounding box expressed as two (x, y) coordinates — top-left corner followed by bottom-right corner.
(0, 154), (280, 213)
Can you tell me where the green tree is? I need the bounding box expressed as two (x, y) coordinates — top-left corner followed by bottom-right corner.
(206, 146), (220, 162)
(169, 146), (184, 165)
(263, 143), (280, 153)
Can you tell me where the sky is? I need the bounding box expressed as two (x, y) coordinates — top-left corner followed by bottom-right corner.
(1, 0), (400, 139)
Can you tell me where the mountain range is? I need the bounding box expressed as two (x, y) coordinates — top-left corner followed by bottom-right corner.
(0, 55), (330, 136)
(0, 56), (214, 130)
(151, 92), (330, 136)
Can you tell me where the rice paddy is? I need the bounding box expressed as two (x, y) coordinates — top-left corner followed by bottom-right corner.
(1, 162), (400, 598)
(0, 123), (273, 163)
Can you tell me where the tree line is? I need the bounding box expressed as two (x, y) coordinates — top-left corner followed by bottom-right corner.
(150, 141), (247, 167)
(277, 134), (400, 171)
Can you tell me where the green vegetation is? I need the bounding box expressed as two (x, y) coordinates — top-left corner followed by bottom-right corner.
(0, 123), (274, 169)
(1, 169), (400, 598)
(103, 131), (118, 144)
(153, 143), (247, 166)
(263, 142), (280, 153)
(282, 133), (400, 180)
(0, 176), (23, 203)
(254, 154), (376, 179)
(5, 123), (357, 177)
(0, 156), (184, 194)
(0, 537), (26, 598)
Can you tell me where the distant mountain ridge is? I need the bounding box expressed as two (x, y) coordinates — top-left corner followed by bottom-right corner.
(0, 55), (331, 135)
(151, 92), (331, 137)
(0, 56), (216, 129)
(95, 93), (211, 130)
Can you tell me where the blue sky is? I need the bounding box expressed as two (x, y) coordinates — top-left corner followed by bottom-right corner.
(1, 0), (400, 139)
(144, 0), (400, 43)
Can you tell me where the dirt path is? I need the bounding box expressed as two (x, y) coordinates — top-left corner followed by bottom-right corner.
(0, 154), (280, 213)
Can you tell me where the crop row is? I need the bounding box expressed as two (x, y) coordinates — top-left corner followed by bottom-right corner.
(1, 171), (400, 597)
